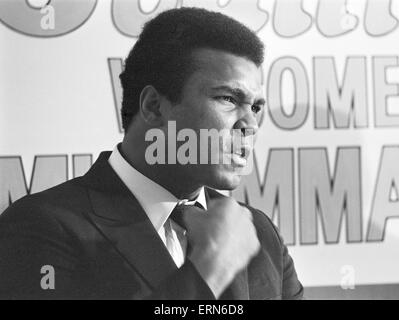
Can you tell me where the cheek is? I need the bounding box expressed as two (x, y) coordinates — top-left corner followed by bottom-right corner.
(198, 104), (236, 131)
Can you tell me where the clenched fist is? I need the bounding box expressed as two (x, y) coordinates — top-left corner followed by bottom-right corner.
(181, 197), (260, 298)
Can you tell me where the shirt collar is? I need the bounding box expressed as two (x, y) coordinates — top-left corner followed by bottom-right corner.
(108, 145), (207, 232)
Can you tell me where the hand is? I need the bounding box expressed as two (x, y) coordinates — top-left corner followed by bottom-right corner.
(182, 197), (260, 298)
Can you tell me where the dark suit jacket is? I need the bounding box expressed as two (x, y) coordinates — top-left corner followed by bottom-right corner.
(0, 151), (303, 300)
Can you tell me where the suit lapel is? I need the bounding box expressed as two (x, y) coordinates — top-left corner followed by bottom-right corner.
(205, 188), (250, 300)
(82, 152), (178, 290)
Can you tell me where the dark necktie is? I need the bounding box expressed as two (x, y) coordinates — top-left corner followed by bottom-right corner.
(170, 201), (204, 257)
(170, 201), (204, 230)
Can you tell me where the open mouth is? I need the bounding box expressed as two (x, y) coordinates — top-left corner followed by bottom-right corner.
(227, 145), (252, 167)
(233, 145), (252, 160)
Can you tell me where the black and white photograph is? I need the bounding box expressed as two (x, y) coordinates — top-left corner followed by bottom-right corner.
(1, 0), (399, 303)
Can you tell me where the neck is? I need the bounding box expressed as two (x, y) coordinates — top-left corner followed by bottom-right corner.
(120, 138), (202, 200)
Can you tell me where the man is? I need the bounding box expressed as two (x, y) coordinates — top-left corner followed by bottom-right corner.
(0, 7), (303, 300)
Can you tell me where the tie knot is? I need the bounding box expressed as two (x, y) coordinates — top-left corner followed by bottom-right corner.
(170, 201), (203, 229)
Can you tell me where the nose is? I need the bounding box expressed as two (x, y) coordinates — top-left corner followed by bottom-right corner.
(233, 106), (259, 138)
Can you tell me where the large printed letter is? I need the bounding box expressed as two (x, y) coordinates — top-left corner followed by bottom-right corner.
(314, 57), (368, 129)
(367, 146), (399, 241)
(299, 148), (362, 244)
(0, 0), (97, 37)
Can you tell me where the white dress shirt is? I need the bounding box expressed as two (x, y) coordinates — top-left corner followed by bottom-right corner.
(108, 145), (207, 267)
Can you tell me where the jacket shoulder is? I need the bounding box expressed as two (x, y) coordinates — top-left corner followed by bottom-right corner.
(0, 176), (89, 225)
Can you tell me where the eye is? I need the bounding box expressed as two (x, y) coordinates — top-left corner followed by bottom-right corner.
(251, 104), (262, 114)
(217, 96), (236, 104)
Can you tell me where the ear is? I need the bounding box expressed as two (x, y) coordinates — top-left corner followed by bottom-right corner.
(139, 85), (165, 126)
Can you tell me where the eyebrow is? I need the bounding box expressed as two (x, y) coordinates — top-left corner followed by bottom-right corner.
(211, 85), (265, 105)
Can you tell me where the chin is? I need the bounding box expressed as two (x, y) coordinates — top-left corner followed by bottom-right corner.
(205, 166), (243, 190)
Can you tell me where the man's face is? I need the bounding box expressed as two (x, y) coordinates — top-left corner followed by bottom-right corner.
(164, 48), (264, 190)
